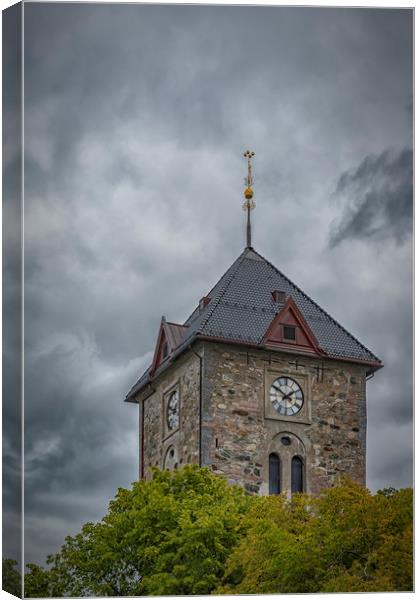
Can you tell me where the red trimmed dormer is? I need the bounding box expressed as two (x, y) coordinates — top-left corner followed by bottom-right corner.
(263, 296), (325, 357)
(150, 316), (188, 375)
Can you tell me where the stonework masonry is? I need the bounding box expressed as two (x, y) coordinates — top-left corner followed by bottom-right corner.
(201, 342), (367, 496)
(137, 348), (202, 478)
(136, 340), (367, 495)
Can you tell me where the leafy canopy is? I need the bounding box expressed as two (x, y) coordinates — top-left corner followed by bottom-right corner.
(23, 469), (413, 597)
(3, 558), (22, 598)
(24, 465), (251, 597)
(218, 477), (413, 594)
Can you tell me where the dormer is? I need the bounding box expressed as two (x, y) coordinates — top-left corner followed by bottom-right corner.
(150, 317), (188, 375)
(263, 297), (324, 356)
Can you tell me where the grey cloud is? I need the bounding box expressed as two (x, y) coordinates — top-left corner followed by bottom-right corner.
(24, 328), (149, 563)
(367, 421), (413, 493)
(3, 2), (22, 565)
(330, 148), (413, 246)
(16, 4), (413, 566)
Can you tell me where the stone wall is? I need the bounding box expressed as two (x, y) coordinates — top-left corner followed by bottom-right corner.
(201, 342), (368, 495)
(136, 340), (368, 495)
(136, 347), (202, 479)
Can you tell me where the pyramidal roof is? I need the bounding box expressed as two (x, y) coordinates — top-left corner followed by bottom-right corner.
(126, 247), (382, 400)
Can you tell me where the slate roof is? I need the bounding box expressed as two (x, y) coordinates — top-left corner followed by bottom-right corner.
(126, 247), (382, 400)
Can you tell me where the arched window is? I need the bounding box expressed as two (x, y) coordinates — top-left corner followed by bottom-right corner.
(269, 453), (281, 494)
(164, 445), (178, 471)
(291, 456), (304, 493)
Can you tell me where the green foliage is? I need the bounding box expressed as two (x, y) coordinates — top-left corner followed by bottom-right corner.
(23, 470), (413, 597)
(24, 466), (251, 597)
(3, 558), (21, 597)
(24, 564), (54, 598)
(218, 477), (413, 594)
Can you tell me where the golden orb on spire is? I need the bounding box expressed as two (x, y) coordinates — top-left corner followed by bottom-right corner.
(242, 150), (255, 248)
(244, 186), (254, 200)
(243, 150), (255, 205)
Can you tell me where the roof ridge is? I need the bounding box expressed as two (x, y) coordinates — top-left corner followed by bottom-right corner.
(251, 248), (381, 363)
(197, 248), (250, 334)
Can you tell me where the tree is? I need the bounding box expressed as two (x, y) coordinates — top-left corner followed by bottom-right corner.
(24, 564), (54, 598)
(24, 466), (251, 597)
(23, 471), (413, 597)
(3, 558), (21, 597)
(218, 478), (413, 594)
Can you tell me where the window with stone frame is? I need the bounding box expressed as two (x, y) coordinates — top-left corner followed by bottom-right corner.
(269, 452), (281, 494)
(163, 445), (179, 470)
(164, 387), (180, 436)
(291, 455), (304, 493)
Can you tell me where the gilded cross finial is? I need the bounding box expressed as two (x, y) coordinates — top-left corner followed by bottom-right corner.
(243, 150), (255, 206)
(242, 150), (255, 248)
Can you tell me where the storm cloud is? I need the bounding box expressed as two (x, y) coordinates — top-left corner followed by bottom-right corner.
(330, 148), (413, 246)
(7, 4), (413, 566)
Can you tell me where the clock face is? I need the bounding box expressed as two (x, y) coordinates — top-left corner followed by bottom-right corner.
(166, 390), (180, 430)
(270, 377), (304, 416)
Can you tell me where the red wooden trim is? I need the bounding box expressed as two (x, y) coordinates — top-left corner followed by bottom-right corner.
(150, 319), (166, 375)
(264, 341), (318, 356)
(196, 334), (382, 370)
(323, 353), (383, 371)
(130, 332), (383, 398)
(262, 296), (325, 355)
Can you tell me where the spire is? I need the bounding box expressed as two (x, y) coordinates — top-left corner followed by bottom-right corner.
(243, 150), (256, 248)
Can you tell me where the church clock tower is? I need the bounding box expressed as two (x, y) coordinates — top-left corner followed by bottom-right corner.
(125, 152), (382, 496)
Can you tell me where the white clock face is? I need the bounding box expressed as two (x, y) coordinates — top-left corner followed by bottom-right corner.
(166, 390), (180, 430)
(270, 377), (304, 416)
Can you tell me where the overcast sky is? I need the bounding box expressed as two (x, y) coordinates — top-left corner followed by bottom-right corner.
(6, 3), (414, 566)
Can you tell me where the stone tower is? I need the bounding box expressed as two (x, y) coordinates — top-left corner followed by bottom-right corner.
(125, 246), (382, 496)
(125, 152), (382, 495)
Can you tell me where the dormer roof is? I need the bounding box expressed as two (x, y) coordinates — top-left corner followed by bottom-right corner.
(149, 317), (188, 375)
(262, 296), (325, 356)
(126, 247), (382, 400)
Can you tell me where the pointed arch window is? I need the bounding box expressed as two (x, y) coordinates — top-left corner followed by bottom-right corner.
(291, 456), (304, 493)
(269, 453), (281, 494)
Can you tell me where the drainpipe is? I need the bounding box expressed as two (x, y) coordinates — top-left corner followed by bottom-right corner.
(140, 400), (145, 479)
(191, 347), (203, 467)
